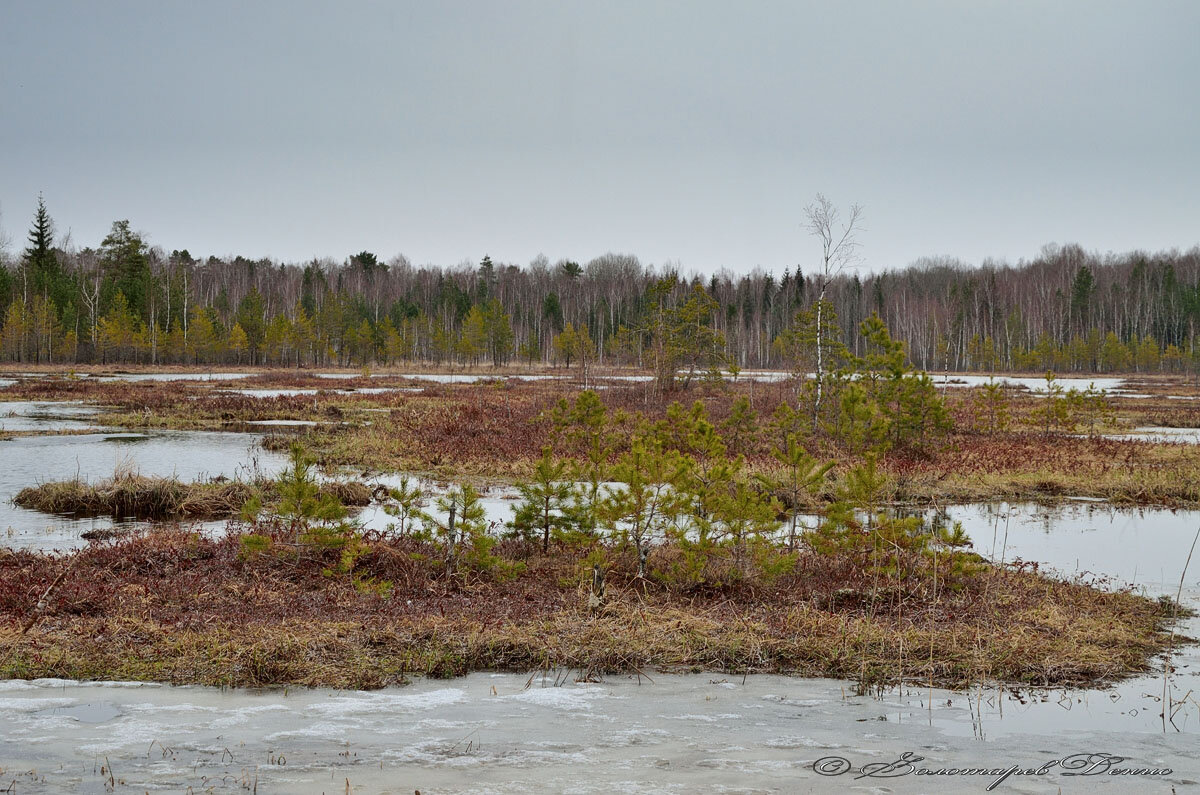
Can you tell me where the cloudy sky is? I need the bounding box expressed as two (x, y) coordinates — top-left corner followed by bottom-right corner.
(1, 1), (1197, 274)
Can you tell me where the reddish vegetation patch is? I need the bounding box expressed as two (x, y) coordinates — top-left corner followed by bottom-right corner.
(0, 529), (1179, 689)
(5, 371), (1198, 504)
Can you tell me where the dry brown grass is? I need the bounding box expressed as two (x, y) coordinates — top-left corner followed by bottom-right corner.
(8, 369), (1200, 506)
(15, 473), (370, 520)
(0, 529), (1184, 690)
(15, 475), (252, 519)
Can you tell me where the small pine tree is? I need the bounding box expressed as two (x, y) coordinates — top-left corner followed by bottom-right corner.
(436, 484), (517, 577)
(833, 381), (889, 453)
(550, 390), (620, 537)
(972, 380), (1010, 433)
(715, 477), (783, 581)
(1034, 373), (1074, 434)
(598, 437), (686, 578)
(757, 432), (833, 550)
(274, 444), (363, 576)
(509, 447), (575, 552)
(382, 476), (429, 538)
(720, 396), (759, 456)
(277, 444), (347, 529)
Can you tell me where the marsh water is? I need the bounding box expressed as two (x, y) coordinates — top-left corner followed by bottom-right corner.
(11, 369), (1153, 390)
(0, 401), (288, 550)
(2, 397), (1200, 791)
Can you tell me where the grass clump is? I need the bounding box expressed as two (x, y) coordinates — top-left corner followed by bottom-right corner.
(15, 474), (253, 520)
(15, 466), (370, 521)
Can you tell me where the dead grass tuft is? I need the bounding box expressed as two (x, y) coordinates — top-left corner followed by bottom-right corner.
(15, 473), (369, 520)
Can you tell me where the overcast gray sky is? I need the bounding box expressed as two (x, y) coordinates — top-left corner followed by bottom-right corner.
(2, 0), (1197, 274)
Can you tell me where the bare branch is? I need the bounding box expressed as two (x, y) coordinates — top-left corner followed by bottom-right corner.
(802, 193), (865, 420)
(803, 193), (865, 286)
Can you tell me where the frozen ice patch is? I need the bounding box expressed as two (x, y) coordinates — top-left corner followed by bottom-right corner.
(763, 735), (846, 750)
(207, 703), (292, 728)
(264, 720), (351, 741)
(660, 712), (742, 723)
(384, 739), (591, 769)
(305, 688), (467, 718)
(0, 680), (45, 692)
(77, 718), (175, 753)
(761, 694), (824, 706)
(597, 728), (672, 748)
(0, 697), (78, 713)
(22, 678), (164, 690)
(415, 718), (499, 731)
(124, 702), (217, 714)
(503, 686), (608, 710)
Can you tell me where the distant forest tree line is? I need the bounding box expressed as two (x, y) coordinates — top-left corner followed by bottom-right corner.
(3, 196), (1200, 376)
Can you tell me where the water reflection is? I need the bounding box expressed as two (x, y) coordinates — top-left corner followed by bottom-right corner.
(0, 430), (288, 550)
(0, 401), (101, 433)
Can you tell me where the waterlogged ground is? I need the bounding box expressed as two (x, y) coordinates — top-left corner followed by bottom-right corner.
(225, 386), (422, 398)
(930, 373), (1131, 393)
(1100, 427), (1200, 444)
(1, 504), (1197, 792)
(3, 368), (1164, 394)
(943, 502), (1200, 736)
(3, 388), (1200, 791)
(0, 401), (103, 433)
(0, 399), (503, 550)
(0, 402), (287, 550)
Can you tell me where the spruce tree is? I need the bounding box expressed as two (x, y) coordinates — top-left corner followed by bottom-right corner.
(23, 195), (67, 310)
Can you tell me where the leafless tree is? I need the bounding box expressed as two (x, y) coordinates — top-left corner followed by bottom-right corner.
(803, 193), (863, 418)
(77, 249), (102, 347)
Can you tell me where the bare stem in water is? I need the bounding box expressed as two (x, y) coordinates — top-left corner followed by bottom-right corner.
(1163, 524), (1200, 731)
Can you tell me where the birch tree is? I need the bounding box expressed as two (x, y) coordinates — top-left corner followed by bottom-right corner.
(803, 194), (863, 419)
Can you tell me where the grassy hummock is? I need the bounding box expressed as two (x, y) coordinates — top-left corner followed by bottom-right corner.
(0, 529), (1184, 691)
(15, 472), (371, 520)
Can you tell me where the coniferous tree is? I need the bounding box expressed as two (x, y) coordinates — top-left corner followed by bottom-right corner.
(100, 220), (151, 323)
(2, 193), (1200, 372)
(23, 195), (60, 304)
(235, 287), (267, 363)
(509, 448), (575, 552)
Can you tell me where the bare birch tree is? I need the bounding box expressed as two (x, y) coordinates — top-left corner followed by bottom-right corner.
(78, 250), (103, 348)
(803, 193), (863, 419)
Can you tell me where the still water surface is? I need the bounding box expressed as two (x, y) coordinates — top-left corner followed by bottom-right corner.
(0, 402), (287, 549)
